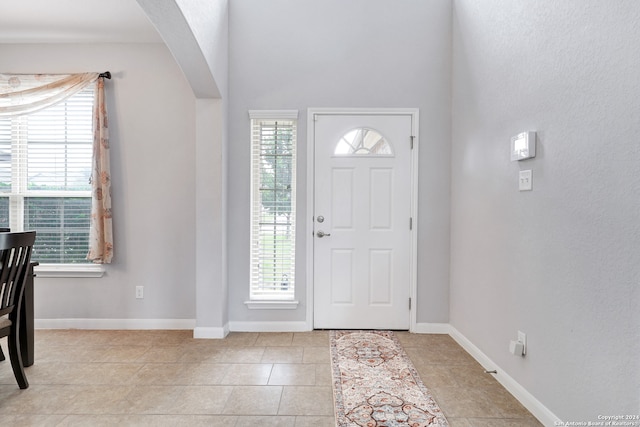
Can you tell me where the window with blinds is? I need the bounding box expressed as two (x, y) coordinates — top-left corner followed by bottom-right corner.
(0, 86), (94, 263)
(249, 111), (297, 300)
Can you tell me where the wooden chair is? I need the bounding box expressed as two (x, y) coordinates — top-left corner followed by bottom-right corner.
(0, 226), (10, 362)
(0, 231), (36, 389)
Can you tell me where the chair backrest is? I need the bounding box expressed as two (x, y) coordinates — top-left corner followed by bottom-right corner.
(0, 231), (36, 319)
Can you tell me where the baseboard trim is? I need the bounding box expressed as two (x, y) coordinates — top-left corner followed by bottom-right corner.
(35, 318), (196, 330)
(228, 321), (311, 333)
(448, 326), (561, 426)
(193, 325), (229, 339)
(413, 322), (451, 334)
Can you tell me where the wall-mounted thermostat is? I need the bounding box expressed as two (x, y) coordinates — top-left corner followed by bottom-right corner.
(510, 131), (536, 161)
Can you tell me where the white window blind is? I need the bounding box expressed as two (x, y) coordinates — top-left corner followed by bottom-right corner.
(249, 111), (298, 300)
(0, 87), (94, 263)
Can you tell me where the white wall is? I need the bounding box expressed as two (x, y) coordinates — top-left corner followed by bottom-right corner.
(0, 43), (198, 323)
(227, 0), (452, 326)
(136, 0), (229, 98)
(137, 0), (230, 336)
(175, 0), (228, 99)
(451, 0), (640, 420)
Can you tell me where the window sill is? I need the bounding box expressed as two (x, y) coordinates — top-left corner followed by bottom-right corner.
(34, 264), (105, 278)
(244, 300), (299, 310)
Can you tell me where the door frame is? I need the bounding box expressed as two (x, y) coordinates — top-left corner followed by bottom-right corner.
(306, 108), (420, 332)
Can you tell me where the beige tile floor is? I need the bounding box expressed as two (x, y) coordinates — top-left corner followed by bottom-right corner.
(0, 330), (542, 426)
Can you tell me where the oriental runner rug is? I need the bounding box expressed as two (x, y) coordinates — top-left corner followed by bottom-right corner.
(330, 330), (449, 427)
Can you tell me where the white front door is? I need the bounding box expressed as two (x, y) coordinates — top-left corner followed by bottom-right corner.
(312, 113), (414, 329)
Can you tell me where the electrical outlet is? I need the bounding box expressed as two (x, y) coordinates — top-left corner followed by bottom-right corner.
(518, 331), (527, 355)
(519, 170), (533, 191)
(136, 286), (144, 299)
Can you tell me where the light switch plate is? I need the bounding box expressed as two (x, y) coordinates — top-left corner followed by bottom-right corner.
(519, 170), (532, 191)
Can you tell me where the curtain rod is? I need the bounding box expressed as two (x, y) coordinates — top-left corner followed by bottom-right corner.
(99, 72), (111, 79)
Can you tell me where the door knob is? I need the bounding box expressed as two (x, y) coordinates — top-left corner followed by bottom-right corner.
(316, 230), (331, 238)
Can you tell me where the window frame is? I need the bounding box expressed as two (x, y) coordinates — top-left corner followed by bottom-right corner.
(246, 110), (299, 309)
(0, 86), (103, 276)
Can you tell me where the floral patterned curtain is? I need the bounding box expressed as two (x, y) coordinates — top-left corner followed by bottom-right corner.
(0, 73), (98, 116)
(0, 73), (113, 263)
(86, 77), (113, 263)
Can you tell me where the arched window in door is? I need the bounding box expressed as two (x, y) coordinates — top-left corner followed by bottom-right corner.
(334, 128), (393, 156)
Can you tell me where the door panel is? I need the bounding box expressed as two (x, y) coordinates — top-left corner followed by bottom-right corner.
(313, 114), (412, 329)
(370, 168), (393, 229)
(331, 249), (353, 304)
(369, 249), (392, 304)
(332, 168), (354, 229)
